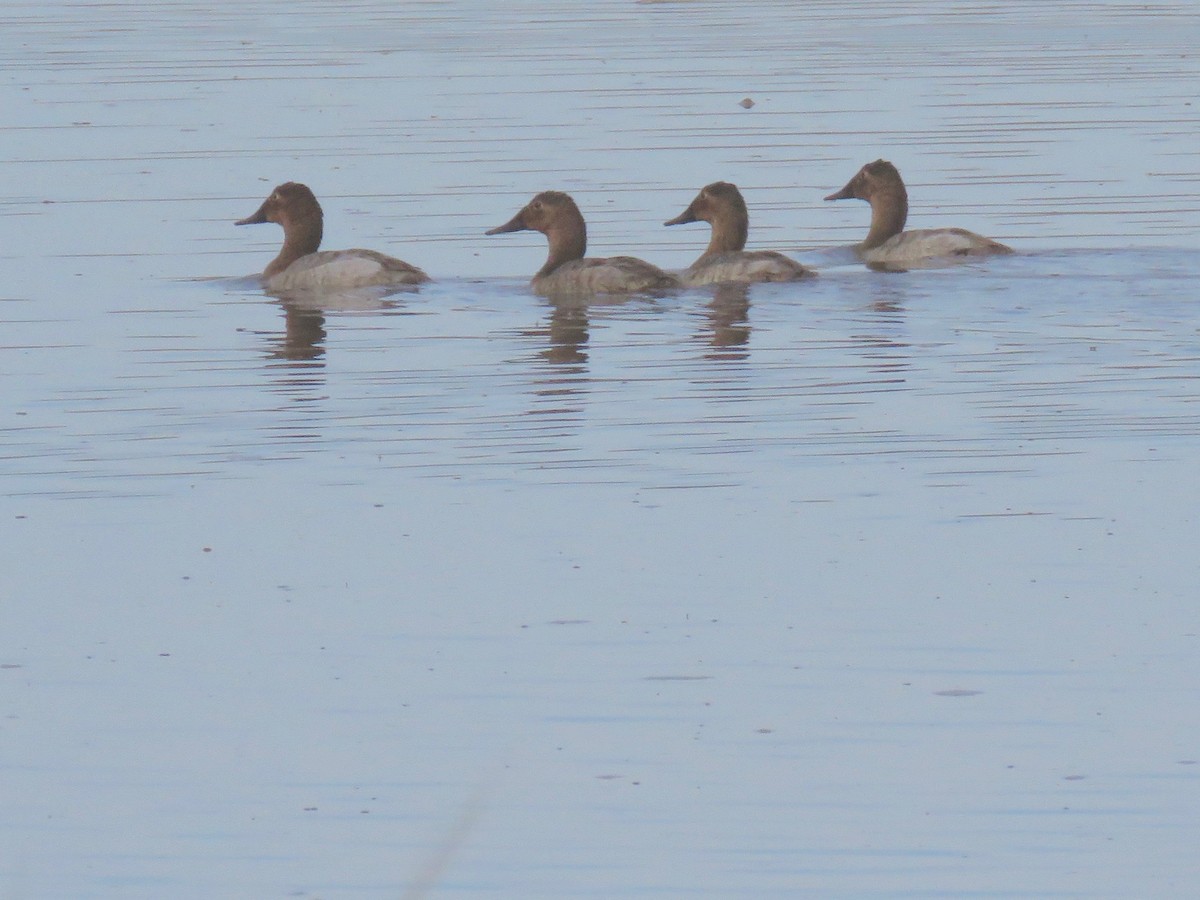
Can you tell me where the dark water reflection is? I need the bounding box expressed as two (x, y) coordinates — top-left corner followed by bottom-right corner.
(697, 283), (752, 357)
(271, 304), (327, 362)
(536, 297), (591, 366)
(261, 286), (419, 364)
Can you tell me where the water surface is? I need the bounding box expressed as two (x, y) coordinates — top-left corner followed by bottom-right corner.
(2, 2), (1199, 898)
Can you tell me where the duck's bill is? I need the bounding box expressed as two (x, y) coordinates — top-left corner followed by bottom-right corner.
(485, 212), (527, 235)
(824, 183), (855, 201)
(235, 203), (269, 226)
(663, 204), (697, 227)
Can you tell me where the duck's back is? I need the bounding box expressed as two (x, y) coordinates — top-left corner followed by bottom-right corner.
(533, 256), (678, 296)
(863, 228), (1012, 268)
(683, 250), (814, 286)
(267, 249), (429, 292)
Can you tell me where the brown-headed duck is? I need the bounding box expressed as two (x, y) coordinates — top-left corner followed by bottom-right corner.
(236, 182), (429, 291)
(486, 191), (678, 296)
(825, 160), (1012, 269)
(665, 181), (815, 285)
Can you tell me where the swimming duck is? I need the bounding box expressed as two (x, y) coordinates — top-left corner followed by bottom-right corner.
(236, 182), (429, 291)
(824, 160), (1012, 269)
(486, 191), (678, 296)
(665, 181), (814, 285)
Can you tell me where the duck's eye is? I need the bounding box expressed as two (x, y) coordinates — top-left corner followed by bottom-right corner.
(530, 200), (542, 211)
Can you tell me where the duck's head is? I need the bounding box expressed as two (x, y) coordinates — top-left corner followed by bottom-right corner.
(486, 191), (589, 274)
(824, 159), (903, 202)
(486, 191), (583, 238)
(664, 181), (747, 228)
(236, 182), (323, 229)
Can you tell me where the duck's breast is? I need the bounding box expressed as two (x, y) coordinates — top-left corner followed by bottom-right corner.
(267, 249), (428, 292)
(864, 228), (1012, 268)
(534, 257), (678, 296)
(683, 250), (813, 286)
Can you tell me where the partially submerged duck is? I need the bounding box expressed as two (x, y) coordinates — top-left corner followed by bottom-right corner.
(236, 182), (429, 292)
(824, 160), (1012, 269)
(665, 181), (814, 285)
(486, 191), (678, 296)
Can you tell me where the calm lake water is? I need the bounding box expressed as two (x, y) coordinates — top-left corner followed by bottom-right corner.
(3, 1), (1199, 898)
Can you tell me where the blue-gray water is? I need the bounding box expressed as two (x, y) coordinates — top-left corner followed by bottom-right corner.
(3, 2), (1199, 898)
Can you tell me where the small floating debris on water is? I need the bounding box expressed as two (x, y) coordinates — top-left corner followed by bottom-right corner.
(739, 97), (755, 109)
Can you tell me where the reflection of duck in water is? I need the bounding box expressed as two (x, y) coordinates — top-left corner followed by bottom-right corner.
(824, 160), (1013, 270)
(486, 191), (678, 296)
(701, 283), (752, 355)
(665, 182), (814, 286)
(539, 297), (590, 365)
(236, 182), (429, 291)
(263, 288), (408, 363)
(271, 304), (326, 362)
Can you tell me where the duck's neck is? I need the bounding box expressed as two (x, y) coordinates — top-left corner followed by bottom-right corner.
(266, 216), (323, 277)
(538, 218), (587, 277)
(700, 212), (748, 257)
(862, 184), (908, 249)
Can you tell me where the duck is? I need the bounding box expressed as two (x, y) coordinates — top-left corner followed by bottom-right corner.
(824, 160), (1012, 269)
(236, 182), (429, 292)
(664, 181), (815, 285)
(486, 191), (679, 296)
